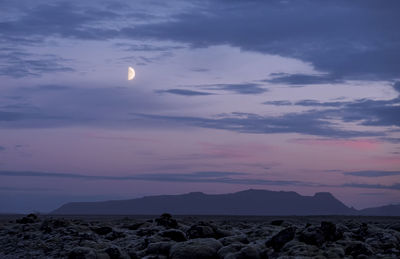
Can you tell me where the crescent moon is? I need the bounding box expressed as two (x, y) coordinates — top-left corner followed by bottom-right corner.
(128, 67), (135, 80)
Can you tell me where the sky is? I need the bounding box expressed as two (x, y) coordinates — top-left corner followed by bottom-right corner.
(0, 0), (399, 213)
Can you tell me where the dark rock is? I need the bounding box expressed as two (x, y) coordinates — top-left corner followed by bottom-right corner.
(136, 228), (159, 237)
(105, 231), (126, 241)
(228, 246), (261, 259)
(169, 238), (222, 259)
(219, 234), (249, 246)
(127, 222), (144, 230)
(345, 242), (373, 257)
(299, 225), (325, 247)
(92, 226), (113, 235)
(159, 229), (187, 242)
(155, 213), (178, 228)
(16, 214), (39, 224)
(270, 220), (284, 226)
(388, 223), (400, 232)
(40, 218), (70, 233)
(217, 243), (244, 258)
(68, 247), (96, 259)
(105, 245), (126, 259)
(187, 224), (215, 239)
(27, 213), (38, 220)
(265, 226), (296, 251)
(281, 240), (320, 257)
(146, 241), (175, 255)
(321, 221), (342, 241)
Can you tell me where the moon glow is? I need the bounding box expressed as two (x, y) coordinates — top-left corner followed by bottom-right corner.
(128, 67), (135, 80)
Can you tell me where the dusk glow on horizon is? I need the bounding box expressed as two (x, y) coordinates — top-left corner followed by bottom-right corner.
(0, 0), (399, 213)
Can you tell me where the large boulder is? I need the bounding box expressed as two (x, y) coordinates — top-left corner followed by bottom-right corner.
(91, 226), (113, 235)
(187, 224), (215, 239)
(299, 225), (325, 247)
(155, 213), (178, 229)
(68, 247), (97, 259)
(159, 229), (187, 242)
(223, 245), (261, 259)
(169, 238), (222, 259)
(265, 226), (296, 251)
(16, 214), (39, 224)
(345, 241), (374, 257)
(146, 241), (175, 256)
(219, 234), (249, 246)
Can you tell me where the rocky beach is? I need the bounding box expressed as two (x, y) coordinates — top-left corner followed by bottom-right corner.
(1, 213), (399, 258)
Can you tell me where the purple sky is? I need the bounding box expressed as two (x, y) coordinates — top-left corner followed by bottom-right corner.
(0, 0), (399, 213)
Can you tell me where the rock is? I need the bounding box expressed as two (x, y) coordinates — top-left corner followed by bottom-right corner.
(299, 225), (325, 246)
(388, 223), (400, 232)
(16, 214), (39, 224)
(159, 229), (187, 242)
(321, 221), (342, 241)
(323, 245), (345, 258)
(265, 226), (296, 251)
(142, 255), (168, 259)
(345, 241), (374, 257)
(218, 243), (244, 258)
(105, 231), (126, 241)
(187, 224), (215, 239)
(169, 238), (223, 259)
(40, 218), (70, 233)
(92, 226), (113, 235)
(68, 247), (97, 259)
(270, 220), (284, 226)
(126, 222), (144, 230)
(225, 245), (261, 259)
(105, 245), (128, 259)
(281, 240), (321, 257)
(136, 227), (160, 237)
(155, 213), (178, 229)
(146, 241), (175, 255)
(219, 234), (249, 246)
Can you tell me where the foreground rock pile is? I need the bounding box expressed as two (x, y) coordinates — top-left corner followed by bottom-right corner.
(0, 213), (399, 258)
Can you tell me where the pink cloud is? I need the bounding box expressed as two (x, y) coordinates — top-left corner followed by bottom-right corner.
(290, 138), (381, 151)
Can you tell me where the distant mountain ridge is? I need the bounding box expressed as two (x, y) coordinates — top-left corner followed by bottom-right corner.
(359, 204), (400, 216)
(52, 189), (381, 215)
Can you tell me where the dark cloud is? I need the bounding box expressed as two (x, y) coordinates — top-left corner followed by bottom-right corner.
(1, 84), (398, 138)
(115, 43), (184, 52)
(131, 111), (380, 138)
(3, 170), (399, 191)
(294, 100), (348, 107)
(342, 183), (400, 191)
(266, 73), (343, 85)
(2, 1), (399, 82)
(0, 186), (51, 192)
(263, 100), (348, 107)
(0, 49), (74, 78)
(264, 97), (400, 128)
(0, 2), (119, 42)
(156, 89), (214, 96)
(0, 146), (5, 151)
(263, 100), (292, 106)
(380, 137), (400, 144)
(340, 98), (400, 127)
(0, 170), (311, 187)
(126, 0), (400, 81)
(343, 171), (400, 177)
(0, 85), (174, 128)
(201, 83), (267, 95)
(191, 68), (209, 72)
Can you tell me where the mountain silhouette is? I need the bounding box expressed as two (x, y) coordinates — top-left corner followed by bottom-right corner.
(359, 204), (400, 216)
(52, 189), (363, 215)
